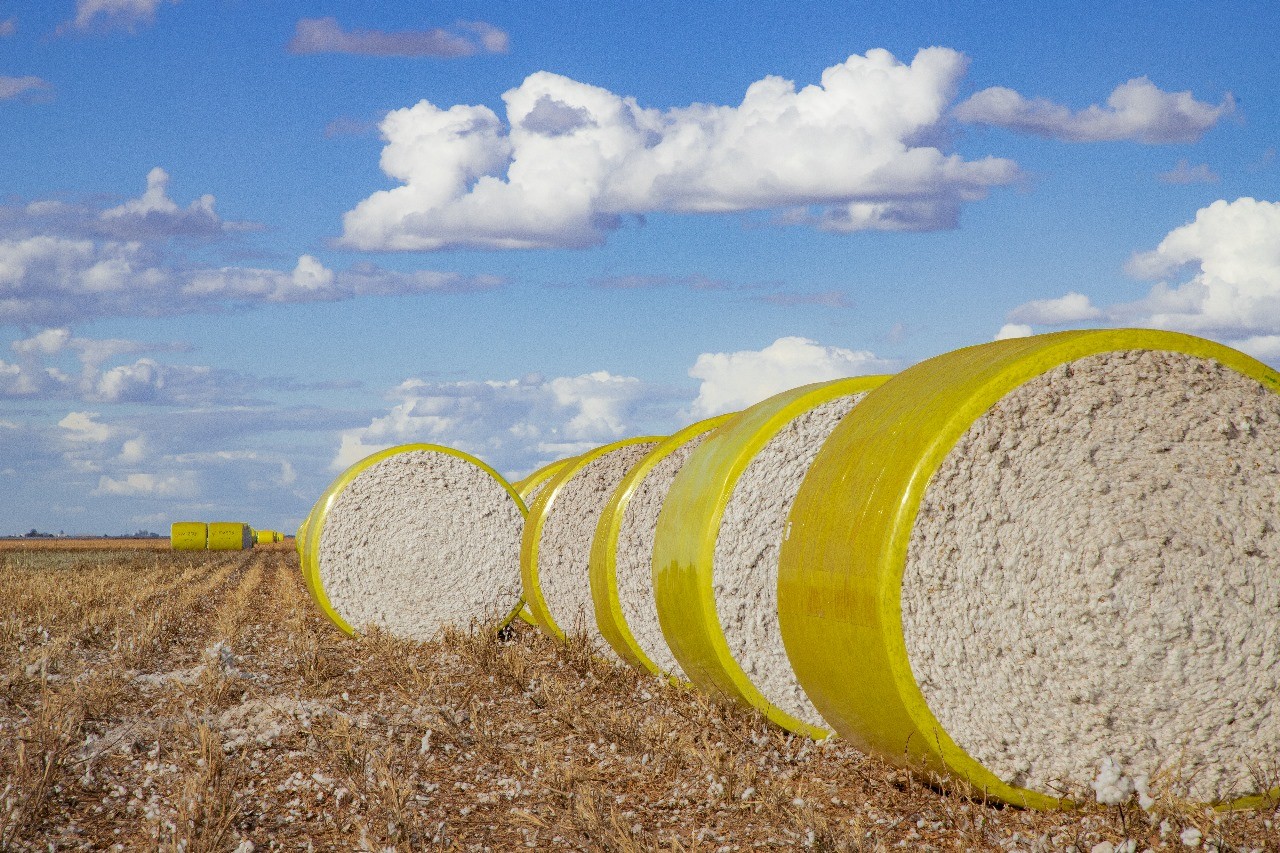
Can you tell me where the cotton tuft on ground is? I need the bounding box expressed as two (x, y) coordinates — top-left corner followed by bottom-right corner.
(2, 543), (1277, 851)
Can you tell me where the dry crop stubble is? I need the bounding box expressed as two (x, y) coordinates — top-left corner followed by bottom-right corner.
(0, 544), (1274, 851)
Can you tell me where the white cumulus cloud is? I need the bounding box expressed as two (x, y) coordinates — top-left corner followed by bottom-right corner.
(58, 411), (111, 443)
(0, 170), (499, 322)
(93, 472), (195, 497)
(1234, 335), (1280, 360)
(62, 0), (176, 33)
(996, 199), (1280, 357)
(0, 358), (45, 395)
(117, 437), (146, 464)
(954, 77), (1232, 143)
(1006, 291), (1104, 325)
(98, 167), (238, 239)
(2, 166), (253, 240)
(340, 48), (1020, 250)
(1116, 198), (1280, 336)
(0, 239), (499, 323)
(1, 328), (333, 407)
(688, 336), (895, 418)
(333, 370), (676, 474)
(994, 323), (1033, 341)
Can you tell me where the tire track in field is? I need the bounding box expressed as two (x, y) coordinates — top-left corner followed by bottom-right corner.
(112, 552), (250, 673)
(211, 548), (268, 640)
(276, 549), (315, 623)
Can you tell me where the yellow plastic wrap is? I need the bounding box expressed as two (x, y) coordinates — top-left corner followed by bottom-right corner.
(303, 444), (528, 636)
(652, 376), (891, 738)
(515, 457), (576, 504)
(208, 522), (252, 551)
(521, 437), (663, 641)
(777, 330), (1280, 809)
(170, 521), (207, 551)
(296, 505), (315, 562)
(589, 414), (737, 677)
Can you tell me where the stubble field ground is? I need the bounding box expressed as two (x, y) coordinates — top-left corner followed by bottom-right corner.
(0, 543), (1275, 851)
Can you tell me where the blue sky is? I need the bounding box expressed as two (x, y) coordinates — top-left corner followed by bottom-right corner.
(2, 0), (1277, 534)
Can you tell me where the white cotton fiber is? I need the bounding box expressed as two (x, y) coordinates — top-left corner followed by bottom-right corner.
(317, 450), (524, 640)
(902, 351), (1280, 801)
(713, 394), (865, 730)
(537, 442), (659, 647)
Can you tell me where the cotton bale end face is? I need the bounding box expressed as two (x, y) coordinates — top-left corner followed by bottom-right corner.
(170, 521), (207, 550)
(652, 376), (891, 739)
(779, 330), (1280, 808)
(521, 437), (662, 648)
(207, 522), (252, 551)
(590, 414), (737, 679)
(306, 444), (528, 640)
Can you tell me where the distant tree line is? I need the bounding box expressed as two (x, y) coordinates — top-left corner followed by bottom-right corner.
(12, 529), (162, 539)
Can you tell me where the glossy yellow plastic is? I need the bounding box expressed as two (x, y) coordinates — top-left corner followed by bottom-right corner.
(589, 414), (738, 678)
(777, 330), (1280, 810)
(510, 457), (577, 626)
(208, 522), (252, 551)
(303, 444), (528, 636)
(296, 503), (317, 577)
(170, 521), (207, 551)
(521, 436), (663, 641)
(653, 376), (891, 739)
(515, 457), (576, 504)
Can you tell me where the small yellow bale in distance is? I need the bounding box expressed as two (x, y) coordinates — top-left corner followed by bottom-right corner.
(208, 522), (253, 551)
(170, 521), (207, 550)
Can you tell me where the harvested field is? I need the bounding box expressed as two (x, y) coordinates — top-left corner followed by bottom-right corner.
(0, 538), (173, 551)
(1, 545), (1276, 851)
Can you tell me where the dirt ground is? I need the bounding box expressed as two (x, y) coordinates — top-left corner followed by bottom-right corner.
(1, 545), (1275, 851)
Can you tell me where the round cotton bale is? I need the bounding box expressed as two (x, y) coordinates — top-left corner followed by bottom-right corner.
(779, 330), (1280, 808)
(304, 444), (527, 640)
(653, 376), (890, 738)
(522, 437), (663, 647)
(509, 457), (578, 627)
(170, 521), (207, 551)
(208, 522), (252, 551)
(590, 414), (737, 679)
